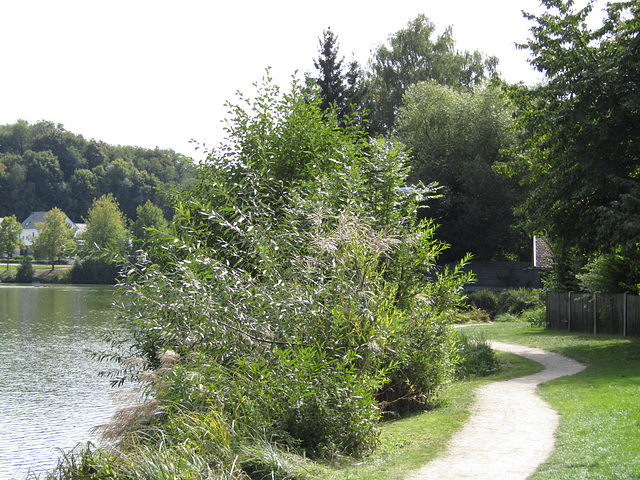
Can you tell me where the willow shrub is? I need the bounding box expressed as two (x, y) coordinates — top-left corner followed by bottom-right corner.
(110, 75), (471, 465)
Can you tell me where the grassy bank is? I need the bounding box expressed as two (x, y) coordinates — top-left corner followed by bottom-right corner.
(464, 322), (640, 479)
(0, 263), (71, 283)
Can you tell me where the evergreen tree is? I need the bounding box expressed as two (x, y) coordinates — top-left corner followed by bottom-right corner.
(309, 28), (366, 126)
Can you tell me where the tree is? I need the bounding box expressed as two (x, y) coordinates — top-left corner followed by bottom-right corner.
(0, 215), (22, 269)
(502, 0), (640, 287)
(23, 150), (65, 210)
(396, 81), (525, 261)
(83, 194), (129, 255)
(308, 28), (367, 126)
(366, 14), (498, 134)
(131, 199), (167, 249)
(33, 208), (75, 270)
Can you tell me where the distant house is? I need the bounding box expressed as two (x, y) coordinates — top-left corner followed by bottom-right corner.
(533, 235), (553, 269)
(20, 211), (80, 254)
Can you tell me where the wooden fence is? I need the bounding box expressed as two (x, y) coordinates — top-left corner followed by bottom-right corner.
(546, 292), (640, 337)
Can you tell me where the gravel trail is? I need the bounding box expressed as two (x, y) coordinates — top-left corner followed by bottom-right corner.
(406, 341), (585, 480)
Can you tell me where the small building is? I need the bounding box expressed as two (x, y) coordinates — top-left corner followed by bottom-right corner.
(20, 211), (80, 255)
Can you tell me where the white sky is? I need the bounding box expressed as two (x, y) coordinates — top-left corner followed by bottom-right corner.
(0, 0), (608, 160)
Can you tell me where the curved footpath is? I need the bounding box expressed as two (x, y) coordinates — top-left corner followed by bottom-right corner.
(406, 341), (586, 480)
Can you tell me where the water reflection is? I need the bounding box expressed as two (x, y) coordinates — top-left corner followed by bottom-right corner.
(0, 285), (124, 479)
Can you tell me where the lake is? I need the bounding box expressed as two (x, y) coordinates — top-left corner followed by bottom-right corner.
(0, 284), (127, 479)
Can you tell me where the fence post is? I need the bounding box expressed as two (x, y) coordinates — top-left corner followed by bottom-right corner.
(594, 292), (598, 335)
(568, 291), (572, 332)
(624, 292), (628, 337)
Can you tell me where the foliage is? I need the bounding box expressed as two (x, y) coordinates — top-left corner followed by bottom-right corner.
(454, 332), (499, 378)
(98, 75), (471, 478)
(396, 81), (526, 261)
(0, 214), (22, 269)
(365, 14), (498, 134)
(576, 250), (640, 294)
(493, 312), (521, 323)
(308, 28), (367, 127)
(0, 120), (195, 222)
(70, 256), (120, 285)
(501, 0), (640, 287)
(465, 289), (543, 318)
(33, 207), (76, 269)
(130, 199), (168, 250)
(496, 288), (543, 315)
(14, 255), (34, 283)
(521, 306), (547, 327)
(465, 290), (499, 316)
(82, 194), (130, 255)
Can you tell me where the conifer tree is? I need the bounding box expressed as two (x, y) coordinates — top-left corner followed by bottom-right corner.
(310, 28), (366, 126)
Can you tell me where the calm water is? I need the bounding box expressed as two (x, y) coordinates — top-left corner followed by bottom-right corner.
(0, 285), (125, 479)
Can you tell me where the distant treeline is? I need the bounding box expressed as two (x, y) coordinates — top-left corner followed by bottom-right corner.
(0, 120), (198, 223)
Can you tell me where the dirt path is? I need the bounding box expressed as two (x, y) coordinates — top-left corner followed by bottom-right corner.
(406, 341), (586, 480)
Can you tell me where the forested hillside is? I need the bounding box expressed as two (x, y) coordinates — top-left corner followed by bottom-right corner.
(0, 120), (197, 222)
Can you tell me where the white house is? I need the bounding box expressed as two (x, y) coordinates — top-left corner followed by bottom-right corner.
(20, 211), (80, 253)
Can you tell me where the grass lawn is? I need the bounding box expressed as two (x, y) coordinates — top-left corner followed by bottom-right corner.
(0, 262), (71, 283)
(316, 323), (640, 480)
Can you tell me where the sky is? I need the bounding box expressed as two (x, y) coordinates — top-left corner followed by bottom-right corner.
(0, 0), (608, 160)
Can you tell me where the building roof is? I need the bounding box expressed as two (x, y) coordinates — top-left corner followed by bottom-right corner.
(21, 212), (48, 229)
(21, 211), (78, 230)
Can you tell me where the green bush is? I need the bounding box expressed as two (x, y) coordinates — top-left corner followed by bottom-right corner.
(455, 332), (498, 379)
(90, 75), (471, 479)
(15, 256), (34, 283)
(70, 257), (119, 284)
(521, 306), (547, 327)
(465, 289), (542, 319)
(496, 288), (543, 316)
(493, 312), (520, 323)
(465, 290), (498, 316)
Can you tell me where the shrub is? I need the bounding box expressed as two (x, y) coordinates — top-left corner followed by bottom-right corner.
(496, 288), (543, 316)
(455, 307), (491, 324)
(97, 75), (471, 477)
(455, 332), (498, 379)
(493, 312), (520, 323)
(576, 251), (640, 294)
(15, 256), (34, 283)
(465, 290), (498, 317)
(465, 288), (543, 319)
(521, 306), (547, 327)
(70, 256), (119, 284)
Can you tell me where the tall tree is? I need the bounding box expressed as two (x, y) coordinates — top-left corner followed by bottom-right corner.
(83, 194), (129, 255)
(366, 14), (498, 135)
(502, 0), (640, 285)
(33, 208), (75, 270)
(0, 215), (22, 269)
(131, 199), (167, 249)
(309, 28), (366, 126)
(396, 82), (524, 261)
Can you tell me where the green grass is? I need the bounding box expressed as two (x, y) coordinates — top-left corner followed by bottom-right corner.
(314, 350), (544, 480)
(0, 263), (71, 282)
(465, 322), (640, 479)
